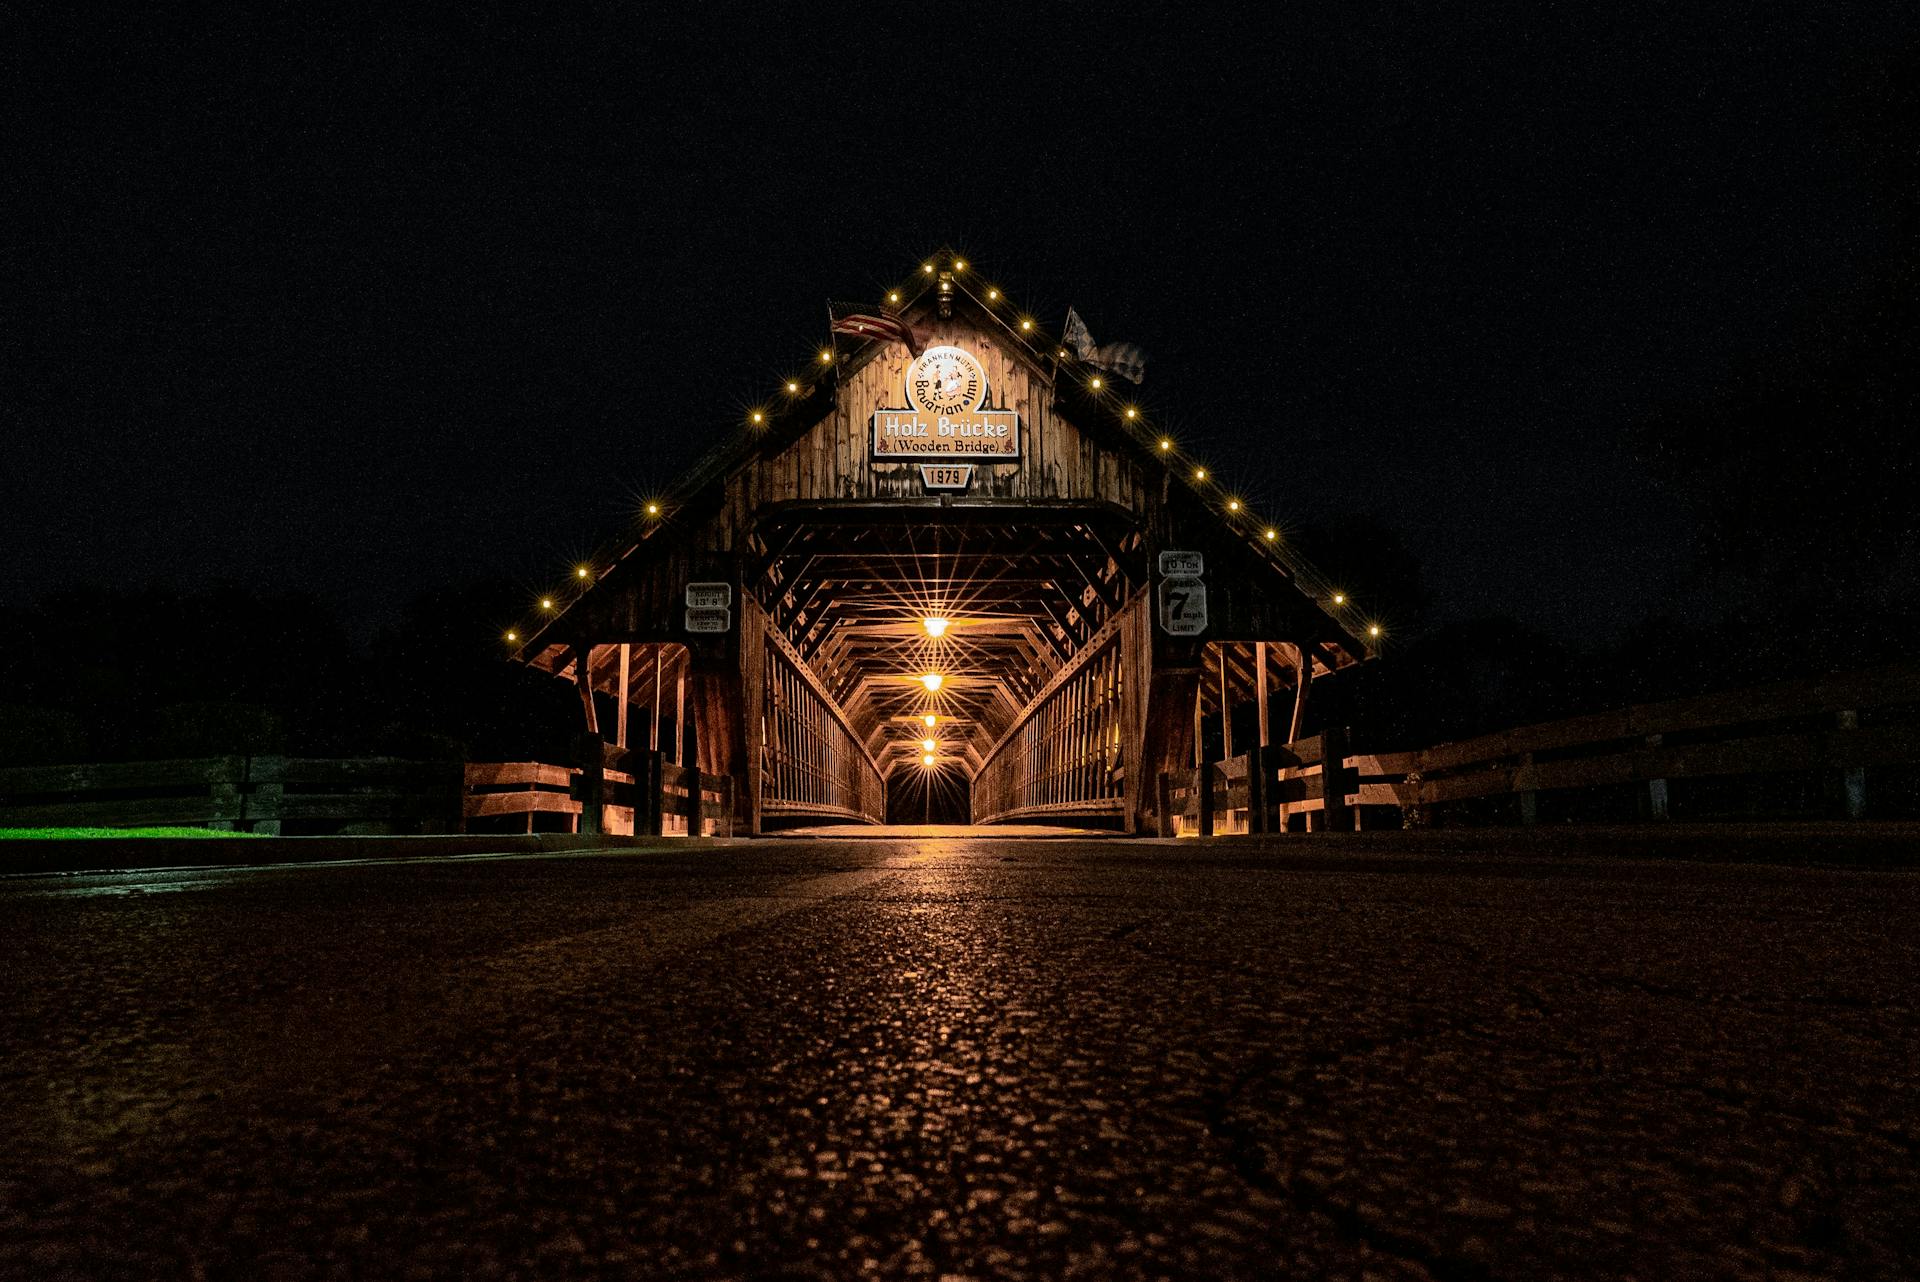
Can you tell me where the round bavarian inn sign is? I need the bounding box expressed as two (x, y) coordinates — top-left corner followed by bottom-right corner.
(870, 344), (1021, 463)
(907, 346), (987, 414)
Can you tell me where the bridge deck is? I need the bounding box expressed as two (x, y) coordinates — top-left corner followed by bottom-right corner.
(3, 834), (1915, 1278)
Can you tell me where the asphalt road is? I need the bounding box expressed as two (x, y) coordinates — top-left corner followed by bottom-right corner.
(3, 836), (1917, 1280)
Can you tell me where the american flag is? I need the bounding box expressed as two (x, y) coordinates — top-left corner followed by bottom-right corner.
(829, 302), (922, 355)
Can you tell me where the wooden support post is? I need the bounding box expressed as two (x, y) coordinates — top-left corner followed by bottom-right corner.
(1136, 642), (1200, 837)
(616, 643), (631, 750)
(739, 598), (767, 836)
(1837, 709), (1865, 819)
(1156, 770), (1173, 838)
(1320, 724), (1350, 834)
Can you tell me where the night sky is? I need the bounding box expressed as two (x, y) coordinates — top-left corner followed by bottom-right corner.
(9, 7), (1913, 649)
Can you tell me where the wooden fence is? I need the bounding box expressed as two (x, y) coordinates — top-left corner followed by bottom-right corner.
(1161, 660), (1918, 834)
(462, 753), (734, 837)
(1371, 659), (1916, 826)
(0, 756), (464, 834)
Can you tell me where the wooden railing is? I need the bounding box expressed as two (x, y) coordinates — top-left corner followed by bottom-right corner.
(1159, 729), (1354, 836)
(760, 625), (885, 824)
(462, 756), (734, 837)
(1367, 660), (1917, 826)
(1161, 660), (1917, 835)
(974, 611), (1135, 825)
(0, 756), (464, 834)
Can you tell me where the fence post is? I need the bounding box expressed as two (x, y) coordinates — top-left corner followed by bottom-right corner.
(1197, 761), (1215, 837)
(1517, 751), (1538, 827)
(1156, 770), (1173, 838)
(1643, 734), (1670, 821)
(574, 734), (605, 837)
(1247, 742), (1267, 834)
(1837, 710), (1865, 819)
(245, 755), (286, 836)
(1320, 727), (1350, 833)
(641, 749), (664, 837)
(685, 762), (705, 836)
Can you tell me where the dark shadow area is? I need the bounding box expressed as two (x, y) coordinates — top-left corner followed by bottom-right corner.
(886, 767), (970, 825)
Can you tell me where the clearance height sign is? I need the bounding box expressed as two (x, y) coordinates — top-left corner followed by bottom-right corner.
(871, 346), (1020, 460)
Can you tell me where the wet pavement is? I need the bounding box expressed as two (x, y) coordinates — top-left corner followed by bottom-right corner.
(2, 835), (1917, 1280)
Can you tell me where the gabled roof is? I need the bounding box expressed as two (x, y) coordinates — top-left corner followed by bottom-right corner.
(506, 249), (1384, 663)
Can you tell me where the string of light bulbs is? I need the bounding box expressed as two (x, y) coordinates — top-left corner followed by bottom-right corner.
(508, 253), (1386, 651)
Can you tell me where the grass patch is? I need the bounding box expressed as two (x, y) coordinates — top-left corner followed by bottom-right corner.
(0, 827), (256, 840)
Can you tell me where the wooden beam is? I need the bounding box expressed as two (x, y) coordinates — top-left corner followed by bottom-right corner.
(1256, 641), (1270, 748)
(1288, 642), (1311, 744)
(616, 643), (631, 750)
(649, 646), (663, 751)
(1219, 644), (1234, 760)
(573, 646), (600, 737)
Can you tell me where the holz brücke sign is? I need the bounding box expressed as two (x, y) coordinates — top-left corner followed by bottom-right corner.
(871, 345), (1020, 460)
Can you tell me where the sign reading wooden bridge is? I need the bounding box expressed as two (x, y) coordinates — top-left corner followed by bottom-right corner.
(512, 251), (1377, 834)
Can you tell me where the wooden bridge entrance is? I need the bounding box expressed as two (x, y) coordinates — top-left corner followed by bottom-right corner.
(511, 252), (1377, 834)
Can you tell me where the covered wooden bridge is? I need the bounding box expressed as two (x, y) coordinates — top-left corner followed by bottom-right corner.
(509, 253), (1378, 834)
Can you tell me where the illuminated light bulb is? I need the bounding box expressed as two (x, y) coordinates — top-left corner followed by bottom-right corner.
(919, 673), (944, 692)
(750, 410), (763, 424)
(786, 380), (799, 392)
(1159, 438), (1172, 451)
(888, 291), (900, 303)
(1020, 319), (1033, 331)
(505, 631), (518, 642)
(1264, 528), (1278, 541)
(575, 566), (590, 579)
(922, 752), (935, 766)
(1369, 624), (1382, 638)
(646, 503), (660, 516)
(820, 349), (833, 363)
(1089, 376), (1102, 389)
(1332, 593), (1346, 605)
(987, 288), (1000, 301)
(921, 616), (949, 638)
(540, 598), (554, 610)
(1194, 468), (1207, 481)
(1125, 407), (1137, 419)
(922, 263), (934, 275)
(921, 738), (936, 752)
(1058, 348), (1069, 358)
(1227, 499), (1241, 512)
(923, 714), (937, 728)
(952, 258), (966, 271)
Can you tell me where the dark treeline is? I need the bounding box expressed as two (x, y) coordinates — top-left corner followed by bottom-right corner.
(0, 582), (577, 768)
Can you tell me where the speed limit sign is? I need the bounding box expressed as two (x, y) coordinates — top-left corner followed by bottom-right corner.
(1157, 575), (1208, 636)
